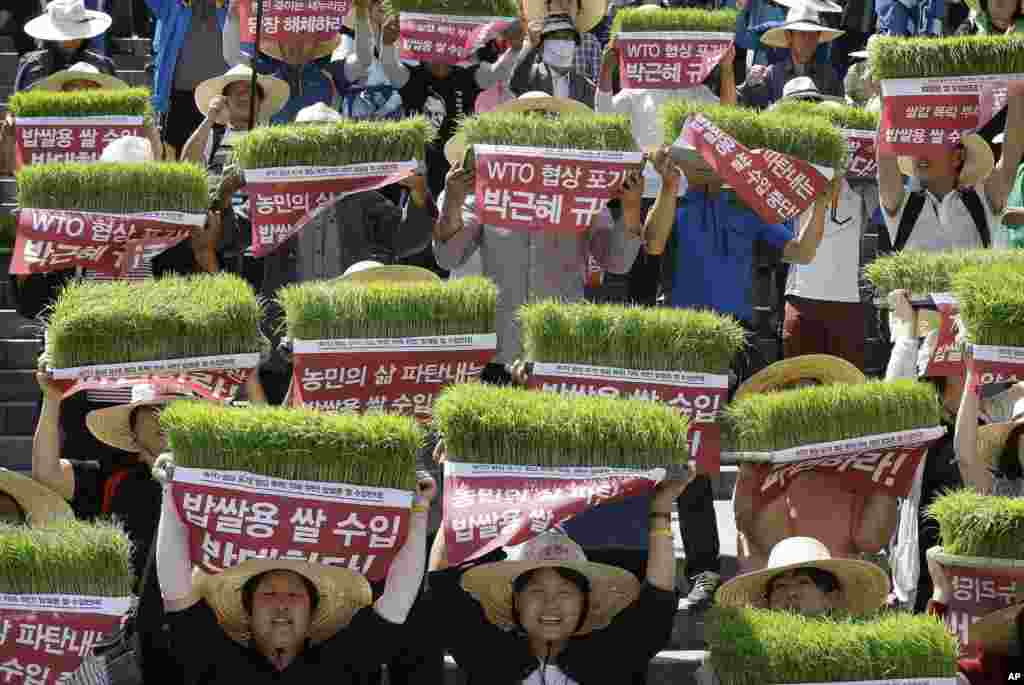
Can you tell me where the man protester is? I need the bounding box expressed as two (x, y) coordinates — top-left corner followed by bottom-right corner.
(510, 12), (599, 106)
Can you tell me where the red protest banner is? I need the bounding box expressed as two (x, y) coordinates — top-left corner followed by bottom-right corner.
(934, 562), (1024, 655)
(9, 209), (204, 276)
(238, 0), (350, 44)
(171, 466), (413, 582)
(527, 362), (728, 475)
(678, 114), (830, 225)
(0, 594), (131, 685)
(52, 368), (254, 403)
(968, 343), (1024, 386)
(442, 461), (665, 566)
(244, 162), (417, 257)
(473, 144), (644, 233)
(616, 32), (732, 91)
(15, 117), (145, 167)
(923, 294), (962, 378)
(843, 129), (877, 181)
(399, 13), (513, 65)
(291, 335), (496, 419)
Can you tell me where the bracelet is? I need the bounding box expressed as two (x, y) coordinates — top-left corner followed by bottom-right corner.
(650, 527), (673, 538)
(411, 503), (430, 514)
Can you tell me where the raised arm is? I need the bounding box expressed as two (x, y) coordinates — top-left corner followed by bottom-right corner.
(955, 367), (990, 493)
(373, 474), (436, 623)
(31, 374), (75, 501)
(155, 458), (200, 612)
(877, 109), (906, 218)
(643, 147), (684, 256)
(647, 474), (695, 591)
(782, 177), (838, 264)
(718, 43), (737, 106)
(984, 80), (1024, 215)
(476, 47), (518, 90)
(223, 0), (246, 67)
(344, 0), (374, 84)
(181, 97), (227, 164)
(379, 19), (411, 89)
(884, 290), (922, 380)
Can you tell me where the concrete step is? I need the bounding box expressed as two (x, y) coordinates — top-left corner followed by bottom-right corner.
(436, 651), (707, 684)
(0, 339), (41, 369)
(0, 436), (31, 471)
(0, 370), (39, 402)
(0, 311), (38, 340)
(0, 401), (36, 436)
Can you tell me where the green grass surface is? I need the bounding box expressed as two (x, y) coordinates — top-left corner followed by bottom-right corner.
(8, 88), (152, 120)
(953, 263), (1024, 347)
(612, 7), (738, 33)
(459, 112), (638, 152)
(864, 249), (1024, 298)
(771, 99), (880, 132)
(869, 34), (1024, 80)
(928, 489), (1024, 560)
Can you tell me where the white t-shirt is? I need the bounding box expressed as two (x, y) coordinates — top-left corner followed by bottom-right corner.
(882, 186), (994, 252)
(786, 179), (862, 303)
(522, 665), (580, 685)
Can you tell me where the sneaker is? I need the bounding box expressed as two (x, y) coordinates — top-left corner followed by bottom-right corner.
(678, 571), (721, 613)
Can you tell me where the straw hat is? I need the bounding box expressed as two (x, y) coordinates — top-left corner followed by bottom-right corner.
(32, 62), (128, 92)
(733, 355), (866, 401)
(194, 65), (290, 123)
(26, 0), (112, 42)
(897, 133), (995, 189)
(780, 76), (845, 104)
(339, 260), (441, 284)
(524, 0), (607, 33)
(716, 537), (890, 616)
(295, 102), (343, 124)
(971, 600), (1024, 656)
(444, 91), (593, 166)
(86, 384), (186, 454)
(770, 0), (843, 14)
(199, 559), (373, 645)
(975, 417), (1024, 479)
(761, 6), (845, 50)
(99, 136), (154, 163)
(261, 35), (342, 65)
(461, 530), (641, 635)
(0, 469), (73, 525)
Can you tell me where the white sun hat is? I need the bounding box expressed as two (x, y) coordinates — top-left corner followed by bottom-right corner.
(98, 136), (154, 163)
(33, 62), (129, 91)
(26, 0), (113, 42)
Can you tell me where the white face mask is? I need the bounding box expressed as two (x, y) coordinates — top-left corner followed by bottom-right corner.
(543, 39), (575, 70)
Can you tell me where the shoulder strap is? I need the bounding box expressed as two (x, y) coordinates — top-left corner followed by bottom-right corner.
(959, 188), (991, 248)
(893, 191), (927, 252)
(206, 125), (228, 168)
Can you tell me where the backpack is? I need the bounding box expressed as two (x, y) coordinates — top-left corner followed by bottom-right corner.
(877, 188), (991, 254)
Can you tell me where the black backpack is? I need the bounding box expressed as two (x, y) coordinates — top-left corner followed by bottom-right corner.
(877, 188), (991, 254)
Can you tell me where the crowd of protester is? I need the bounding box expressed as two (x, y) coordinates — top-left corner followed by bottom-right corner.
(3, 0), (1024, 683)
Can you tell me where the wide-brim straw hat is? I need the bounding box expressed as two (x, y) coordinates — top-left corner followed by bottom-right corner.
(33, 62), (128, 91)
(524, 0), (607, 33)
(761, 5), (845, 49)
(971, 600), (1024, 656)
(199, 559), (373, 645)
(261, 36), (342, 64)
(770, 0), (844, 14)
(897, 133), (995, 189)
(86, 385), (185, 454)
(194, 65), (291, 123)
(734, 354), (866, 401)
(717, 537), (890, 616)
(0, 469), (73, 525)
(444, 91), (593, 166)
(461, 531), (641, 635)
(26, 0), (112, 41)
(338, 261), (441, 284)
(975, 417), (1024, 479)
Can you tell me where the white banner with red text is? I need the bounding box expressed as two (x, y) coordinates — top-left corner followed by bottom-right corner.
(616, 32), (732, 91)
(526, 362), (728, 474)
(442, 461), (667, 566)
(0, 594), (131, 685)
(238, 0), (351, 44)
(244, 161), (418, 257)
(171, 466), (413, 581)
(399, 13), (514, 65)
(290, 335), (496, 419)
(15, 116), (145, 167)
(473, 144), (644, 232)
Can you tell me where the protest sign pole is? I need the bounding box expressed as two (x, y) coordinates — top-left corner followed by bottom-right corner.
(249, 0), (266, 131)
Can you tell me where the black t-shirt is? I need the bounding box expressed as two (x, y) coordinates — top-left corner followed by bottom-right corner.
(400, 64), (481, 196)
(169, 600), (398, 684)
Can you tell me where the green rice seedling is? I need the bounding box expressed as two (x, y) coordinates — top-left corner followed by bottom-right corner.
(458, 112), (638, 152)
(953, 262), (1024, 347)
(17, 162), (208, 214)
(519, 301), (745, 374)
(8, 87), (153, 123)
(928, 489), (1024, 560)
(0, 519), (134, 597)
(432, 383), (690, 467)
(612, 7), (738, 33)
(279, 277), (497, 340)
(161, 401), (421, 489)
(864, 249), (1024, 299)
(706, 607), (958, 685)
(660, 100), (847, 169)
(722, 378), (941, 453)
(869, 34), (1024, 80)
(383, 0), (518, 16)
(770, 99), (879, 132)
(44, 273), (263, 368)
(231, 117), (435, 169)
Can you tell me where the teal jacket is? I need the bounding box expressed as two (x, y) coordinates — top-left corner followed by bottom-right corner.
(145, 0), (228, 113)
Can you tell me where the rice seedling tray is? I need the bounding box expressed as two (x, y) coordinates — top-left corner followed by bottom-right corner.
(953, 262), (1024, 384)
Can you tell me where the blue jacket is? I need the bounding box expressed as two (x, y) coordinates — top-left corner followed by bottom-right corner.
(145, 0), (228, 113)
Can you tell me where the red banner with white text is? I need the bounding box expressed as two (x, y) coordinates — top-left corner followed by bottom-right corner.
(238, 0), (350, 44)
(171, 466), (412, 581)
(473, 144), (644, 233)
(399, 13), (513, 65)
(617, 32), (732, 90)
(923, 294), (962, 378)
(527, 362), (728, 475)
(677, 114), (831, 225)
(442, 461), (667, 566)
(50, 367), (255, 403)
(932, 561), (1024, 656)
(967, 343), (1024, 386)
(10, 209), (203, 276)
(843, 129), (878, 181)
(0, 594), (131, 685)
(15, 116), (145, 167)
(290, 335), (496, 419)
(244, 162), (417, 257)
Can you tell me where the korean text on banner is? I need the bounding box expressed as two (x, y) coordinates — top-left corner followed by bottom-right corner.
(843, 129), (878, 181)
(238, 0), (351, 45)
(937, 563), (1024, 655)
(878, 74), (1024, 155)
(968, 343), (1024, 386)
(727, 426), (946, 509)
(399, 13), (514, 65)
(923, 294), (961, 378)
(15, 116), (145, 167)
(677, 114), (831, 225)
(616, 32), (732, 91)
(244, 162), (417, 257)
(51, 367), (255, 402)
(473, 144), (644, 233)
(0, 594), (131, 685)
(291, 335), (496, 419)
(171, 466), (413, 581)
(527, 362), (728, 475)
(442, 462), (665, 566)
(10, 209), (205, 276)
